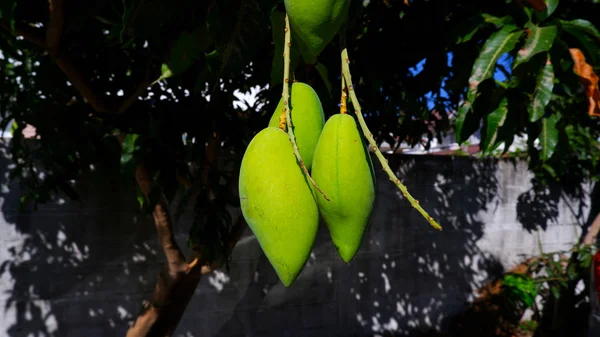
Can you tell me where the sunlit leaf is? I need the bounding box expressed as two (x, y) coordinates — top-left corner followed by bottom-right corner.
(455, 25), (522, 142)
(151, 64), (174, 86)
(528, 56), (555, 122)
(560, 19), (600, 39)
(454, 101), (471, 144)
(482, 97), (509, 152)
(540, 113), (560, 161)
(465, 25), (522, 102)
(514, 25), (557, 68)
(481, 14), (514, 27)
(503, 273), (538, 308)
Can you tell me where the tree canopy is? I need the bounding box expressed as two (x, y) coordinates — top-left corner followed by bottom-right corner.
(1, 0), (600, 335)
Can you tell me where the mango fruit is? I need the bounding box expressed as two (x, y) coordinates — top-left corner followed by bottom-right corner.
(238, 127), (319, 286)
(284, 0), (351, 64)
(311, 114), (376, 263)
(268, 82), (325, 171)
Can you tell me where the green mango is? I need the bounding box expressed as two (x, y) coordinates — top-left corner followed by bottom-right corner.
(238, 127), (319, 286)
(268, 82), (325, 171)
(311, 114), (376, 263)
(284, 0), (351, 64)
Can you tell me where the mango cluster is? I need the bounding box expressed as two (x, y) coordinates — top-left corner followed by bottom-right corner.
(238, 82), (376, 287)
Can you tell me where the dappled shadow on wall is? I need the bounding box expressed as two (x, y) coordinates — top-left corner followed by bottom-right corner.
(516, 177), (562, 233)
(189, 155), (506, 337)
(0, 139), (166, 337)
(336, 155), (504, 336)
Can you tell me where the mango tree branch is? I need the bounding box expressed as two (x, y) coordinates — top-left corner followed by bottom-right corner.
(119, 131), (247, 337)
(583, 212), (600, 246)
(1, 3), (152, 115)
(339, 32), (442, 231)
(135, 166), (189, 275)
(113, 132), (193, 336)
(47, 0), (64, 54)
(0, 21), (46, 48)
(282, 14), (329, 201)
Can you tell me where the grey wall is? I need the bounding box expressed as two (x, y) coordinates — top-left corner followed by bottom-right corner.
(0, 139), (593, 337)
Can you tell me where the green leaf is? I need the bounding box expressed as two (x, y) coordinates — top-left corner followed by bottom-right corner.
(10, 119), (18, 135)
(0, 2), (16, 32)
(528, 56), (554, 122)
(514, 25), (557, 68)
(456, 25), (522, 143)
(539, 113), (560, 161)
(120, 133), (139, 191)
(314, 62), (332, 97)
(165, 26), (211, 77)
(551, 285), (562, 299)
(121, 133), (139, 158)
(465, 25), (522, 103)
(483, 97), (509, 152)
(454, 16), (484, 44)
(542, 163), (557, 178)
(503, 273), (538, 308)
(561, 23), (600, 64)
(151, 64), (174, 86)
(454, 101), (471, 143)
(481, 14), (514, 27)
(136, 185), (145, 210)
(535, 0), (559, 21)
(120, 0), (135, 43)
(560, 19), (600, 39)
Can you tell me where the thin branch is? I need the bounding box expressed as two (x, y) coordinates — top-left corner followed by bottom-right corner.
(0, 4), (152, 115)
(0, 20), (46, 48)
(583, 211), (600, 246)
(135, 166), (188, 275)
(339, 29), (442, 231)
(282, 14), (329, 201)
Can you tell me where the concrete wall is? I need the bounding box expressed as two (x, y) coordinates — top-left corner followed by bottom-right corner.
(0, 139), (593, 337)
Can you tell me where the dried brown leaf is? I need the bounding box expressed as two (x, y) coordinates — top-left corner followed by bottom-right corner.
(570, 48), (600, 117)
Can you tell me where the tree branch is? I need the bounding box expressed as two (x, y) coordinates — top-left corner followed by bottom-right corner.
(1, 2), (153, 115)
(120, 131), (247, 337)
(0, 21), (46, 48)
(47, 0), (64, 55)
(584, 211), (600, 246)
(125, 164), (197, 337)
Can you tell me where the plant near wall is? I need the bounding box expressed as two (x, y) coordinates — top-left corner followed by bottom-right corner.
(501, 243), (597, 335)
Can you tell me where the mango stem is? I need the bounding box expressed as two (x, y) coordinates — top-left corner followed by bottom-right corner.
(339, 35), (441, 231)
(340, 76), (348, 115)
(282, 14), (330, 201)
